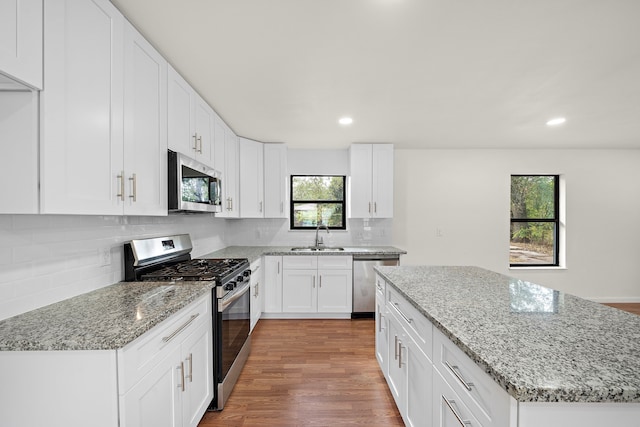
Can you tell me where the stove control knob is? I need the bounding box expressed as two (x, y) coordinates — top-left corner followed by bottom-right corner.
(224, 282), (236, 290)
(243, 270), (251, 277)
(236, 275), (244, 282)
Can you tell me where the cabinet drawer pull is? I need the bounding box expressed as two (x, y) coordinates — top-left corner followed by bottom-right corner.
(378, 312), (385, 332)
(445, 361), (474, 391)
(193, 134), (198, 151)
(368, 202), (371, 213)
(394, 335), (399, 360)
(398, 341), (404, 368)
(393, 302), (413, 324)
(162, 313), (199, 343)
(442, 395), (471, 426)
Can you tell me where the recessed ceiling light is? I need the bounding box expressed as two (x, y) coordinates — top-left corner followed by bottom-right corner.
(546, 117), (566, 126)
(338, 117), (353, 125)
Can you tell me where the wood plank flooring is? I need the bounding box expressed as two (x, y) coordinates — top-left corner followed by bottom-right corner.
(198, 319), (403, 427)
(199, 304), (640, 426)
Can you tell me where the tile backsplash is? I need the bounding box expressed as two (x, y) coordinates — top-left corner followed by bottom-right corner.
(0, 214), (393, 320)
(0, 214), (226, 321)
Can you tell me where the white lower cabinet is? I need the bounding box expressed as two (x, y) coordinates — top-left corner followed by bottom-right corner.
(433, 368), (482, 427)
(250, 259), (262, 332)
(119, 294), (213, 427)
(375, 279), (388, 373)
(263, 256), (283, 313)
(281, 255), (352, 314)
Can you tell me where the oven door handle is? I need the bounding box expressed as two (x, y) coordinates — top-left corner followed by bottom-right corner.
(219, 284), (250, 312)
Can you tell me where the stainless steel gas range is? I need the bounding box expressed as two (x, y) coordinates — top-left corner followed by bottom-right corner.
(124, 234), (251, 411)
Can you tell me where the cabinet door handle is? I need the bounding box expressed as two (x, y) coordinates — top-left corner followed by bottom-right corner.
(117, 171), (125, 201)
(445, 361), (474, 391)
(378, 312), (385, 332)
(374, 202), (377, 213)
(394, 335), (399, 360)
(177, 362), (185, 392)
(312, 276), (316, 288)
(442, 395), (472, 426)
(128, 173), (137, 202)
(162, 313), (200, 343)
(197, 135), (203, 153)
(319, 276), (322, 288)
(259, 201), (263, 212)
(398, 341), (404, 368)
(368, 202), (371, 213)
(186, 353), (193, 383)
(277, 261), (280, 274)
(193, 134), (198, 151)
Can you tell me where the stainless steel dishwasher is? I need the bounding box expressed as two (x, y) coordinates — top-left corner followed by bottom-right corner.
(352, 254), (400, 318)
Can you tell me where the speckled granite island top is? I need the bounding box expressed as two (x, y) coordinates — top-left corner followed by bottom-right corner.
(0, 281), (214, 351)
(374, 265), (640, 403)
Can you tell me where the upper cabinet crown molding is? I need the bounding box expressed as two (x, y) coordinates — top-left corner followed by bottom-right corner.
(0, 0), (43, 90)
(349, 143), (394, 218)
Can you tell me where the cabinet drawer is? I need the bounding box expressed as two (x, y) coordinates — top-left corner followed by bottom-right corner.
(118, 294), (211, 394)
(375, 274), (386, 298)
(387, 286), (432, 360)
(433, 327), (512, 427)
(433, 368), (483, 427)
(317, 255), (352, 269)
(283, 255), (318, 269)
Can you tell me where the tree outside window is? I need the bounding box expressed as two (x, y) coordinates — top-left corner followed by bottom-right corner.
(510, 175), (559, 266)
(290, 176), (346, 229)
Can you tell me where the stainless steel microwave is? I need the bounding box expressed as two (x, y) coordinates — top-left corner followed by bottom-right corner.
(168, 150), (222, 213)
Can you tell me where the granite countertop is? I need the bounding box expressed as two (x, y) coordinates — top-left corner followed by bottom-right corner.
(201, 245), (406, 263)
(374, 265), (640, 404)
(0, 281), (214, 351)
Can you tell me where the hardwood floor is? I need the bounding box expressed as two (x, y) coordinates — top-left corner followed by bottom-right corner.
(198, 319), (403, 427)
(603, 303), (640, 316)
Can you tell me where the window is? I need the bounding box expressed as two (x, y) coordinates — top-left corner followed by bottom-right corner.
(290, 175), (346, 230)
(510, 175), (559, 267)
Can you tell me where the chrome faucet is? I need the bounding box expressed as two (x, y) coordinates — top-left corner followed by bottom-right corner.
(315, 223), (330, 248)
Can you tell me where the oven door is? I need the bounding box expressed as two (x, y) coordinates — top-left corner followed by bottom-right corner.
(212, 283), (251, 410)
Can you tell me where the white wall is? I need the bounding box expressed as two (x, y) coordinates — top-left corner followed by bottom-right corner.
(0, 214), (227, 320)
(393, 149), (640, 301)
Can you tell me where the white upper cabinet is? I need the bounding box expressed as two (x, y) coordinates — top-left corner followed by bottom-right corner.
(167, 65), (214, 167)
(239, 137), (264, 218)
(40, 0), (125, 215)
(0, 91), (39, 213)
(222, 127), (240, 217)
(263, 143), (288, 218)
(0, 0), (43, 89)
(40, 0), (167, 216)
(349, 143), (394, 218)
(122, 21), (168, 216)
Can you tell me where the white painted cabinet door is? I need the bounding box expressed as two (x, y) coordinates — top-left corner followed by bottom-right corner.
(181, 321), (214, 427)
(224, 128), (240, 217)
(317, 269), (352, 313)
(372, 144), (394, 218)
(239, 137), (264, 218)
(194, 94), (214, 166)
(213, 115), (226, 175)
(375, 286), (388, 373)
(405, 340), (433, 427)
(0, 0), (42, 89)
(282, 269), (317, 313)
(263, 143), (288, 218)
(0, 91), (38, 213)
(168, 64), (195, 156)
(40, 0), (124, 215)
(121, 345), (182, 427)
(387, 311), (407, 413)
(123, 22), (167, 216)
(349, 144), (373, 218)
(263, 256), (283, 313)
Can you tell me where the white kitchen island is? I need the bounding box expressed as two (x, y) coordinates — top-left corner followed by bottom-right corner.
(374, 265), (640, 427)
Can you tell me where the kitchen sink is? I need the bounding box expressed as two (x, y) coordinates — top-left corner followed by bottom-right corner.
(290, 246), (345, 252)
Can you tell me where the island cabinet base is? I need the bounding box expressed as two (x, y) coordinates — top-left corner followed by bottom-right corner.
(518, 401), (640, 427)
(374, 273), (640, 427)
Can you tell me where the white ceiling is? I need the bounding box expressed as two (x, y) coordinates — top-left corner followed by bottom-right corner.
(111, 0), (640, 150)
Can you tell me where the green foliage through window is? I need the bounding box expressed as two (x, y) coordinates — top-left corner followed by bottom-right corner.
(510, 175), (559, 266)
(290, 176), (346, 229)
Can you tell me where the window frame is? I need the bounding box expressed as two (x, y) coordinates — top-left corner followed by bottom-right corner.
(510, 174), (560, 268)
(289, 175), (347, 230)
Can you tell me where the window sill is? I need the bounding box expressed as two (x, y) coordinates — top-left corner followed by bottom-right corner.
(509, 266), (567, 271)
